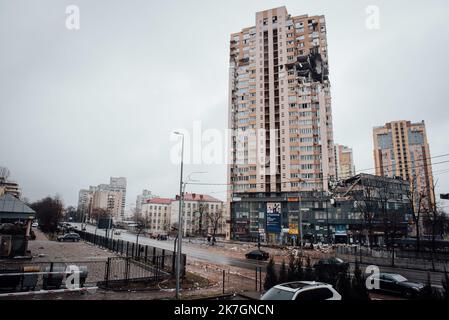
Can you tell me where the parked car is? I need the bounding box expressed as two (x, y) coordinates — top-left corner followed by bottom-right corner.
(57, 233), (81, 242)
(31, 222), (38, 228)
(261, 281), (342, 300)
(372, 273), (424, 298)
(114, 230), (121, 235)
(245, 249), (270, 261)
(313, 257), (349, 274)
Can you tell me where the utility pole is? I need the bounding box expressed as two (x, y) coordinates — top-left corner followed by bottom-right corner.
(326, 195), (330, 244)
(298, 193), (303, 257)
(174, 132), (184, 300)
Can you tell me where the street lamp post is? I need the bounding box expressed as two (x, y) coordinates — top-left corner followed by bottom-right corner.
(298, 195), (303, 257)
(326, 199), (330, 244)
(174, 132), (184, 300)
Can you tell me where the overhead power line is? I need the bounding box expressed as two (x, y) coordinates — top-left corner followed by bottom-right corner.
(189, 154), (449, 188)
(355, 153), (449, 174)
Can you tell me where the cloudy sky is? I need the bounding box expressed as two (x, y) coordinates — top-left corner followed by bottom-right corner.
(1, 0), (448, 212)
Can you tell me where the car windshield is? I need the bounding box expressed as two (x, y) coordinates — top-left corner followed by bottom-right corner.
(390, 274), (407, 282)
(261, 288), (295, 300)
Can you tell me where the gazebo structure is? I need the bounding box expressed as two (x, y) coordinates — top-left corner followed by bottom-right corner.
(0, 194), (35, 258)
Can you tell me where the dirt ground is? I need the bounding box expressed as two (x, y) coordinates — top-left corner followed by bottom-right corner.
(28, 230), (116, 262)
(4, 230), (251, 300)
(3, 232), (399, 300)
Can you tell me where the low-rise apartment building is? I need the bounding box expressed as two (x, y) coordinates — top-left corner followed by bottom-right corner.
(77, 177), (127, 222)
(140, 198), (172, 235)
(171, 193), (226, 237)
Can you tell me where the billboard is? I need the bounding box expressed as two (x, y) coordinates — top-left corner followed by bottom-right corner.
(97, 218), (113, 230)
(288, 223), (299, 235)
(335, 225), (347, 236)
(266, 203), (281, 234)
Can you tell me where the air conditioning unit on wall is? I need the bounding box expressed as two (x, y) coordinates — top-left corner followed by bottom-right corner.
(0, 235), (12, 257)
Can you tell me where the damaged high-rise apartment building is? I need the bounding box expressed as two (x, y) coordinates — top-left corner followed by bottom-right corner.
(227, 7), (336, 243)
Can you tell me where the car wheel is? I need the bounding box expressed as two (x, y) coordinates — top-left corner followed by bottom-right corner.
(403, 289), (415, 299)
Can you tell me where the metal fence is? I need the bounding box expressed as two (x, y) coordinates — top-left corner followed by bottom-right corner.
(335, 246), (449, 272)
(190, 264), (264, 297)
(74, 230), (186, 276)
(0, 255), (173, 293)
(0, 259), (105, 292)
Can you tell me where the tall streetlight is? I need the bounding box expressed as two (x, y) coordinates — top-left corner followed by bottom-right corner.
(173, 131), (184, 300)
(289, 179), (304, 256)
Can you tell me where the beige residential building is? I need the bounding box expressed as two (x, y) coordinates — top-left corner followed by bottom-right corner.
(334, 144), (355, 180)
(91, 187), (124, 220)
(171, 193), (225, 237)
(77, 187), (94, 219)
(227, 7), (336, 239)
(373, 120), (435, 210)
(77, 177), (127, 221)
(141, 198), (171, 235)
(0, 178), (21, 198)
(227, 6), (335, 200)
(0, 168), (21, 198)
(136, 189), (157, 215)
(109, 177), (127, 220)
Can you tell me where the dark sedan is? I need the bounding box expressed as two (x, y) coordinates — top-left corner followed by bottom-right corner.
(373, 273), (424, 298)
(245, 250), (270, 261)
(313, 257), (349, 274)
(57, 233), (81, 242)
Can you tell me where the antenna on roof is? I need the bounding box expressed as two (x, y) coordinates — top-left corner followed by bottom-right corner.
(0, 167), (10, 181)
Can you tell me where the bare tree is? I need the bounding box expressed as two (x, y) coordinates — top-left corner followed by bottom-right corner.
(31, 196), (64, 233)
(353, 186), (376, 249)
(193, 203), (207, 236)
(91, 208), (108, 222)
(421, 179), (448, 270)
(407, 176), (427, 252)
(427, 180), (439, 258)
(205, 209), (224, 245)
(378, 182), (402, 266)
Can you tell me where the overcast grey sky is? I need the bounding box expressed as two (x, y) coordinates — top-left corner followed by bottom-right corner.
(1, 0), (448, 211)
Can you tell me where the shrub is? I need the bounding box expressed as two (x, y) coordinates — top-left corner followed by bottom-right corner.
(287, 254), (296, 281)
(264, 257), (278, 291)
(351, 260), (370, 300)
(442, 268), (449, 300)
(419, 273), (439, 300)
(335, 270), (352, 300)
(304, 256), (315, 281)
(294, 256), (304, 281)
(278, 259), (287, 284)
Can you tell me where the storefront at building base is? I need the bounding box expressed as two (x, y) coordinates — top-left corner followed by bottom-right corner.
(230, 188), (410, 246)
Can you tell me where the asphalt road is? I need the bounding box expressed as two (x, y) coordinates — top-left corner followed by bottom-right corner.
(71, 223), (267, 270)
(71, 223), (445, 287)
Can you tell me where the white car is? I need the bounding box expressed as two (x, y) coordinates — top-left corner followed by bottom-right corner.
(32, 222), (38, 227)
(261, 281), (342, 301)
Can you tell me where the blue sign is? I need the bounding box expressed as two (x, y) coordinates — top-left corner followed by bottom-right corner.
(266, 203), (281, 234)
(335, 225), (347, 235)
